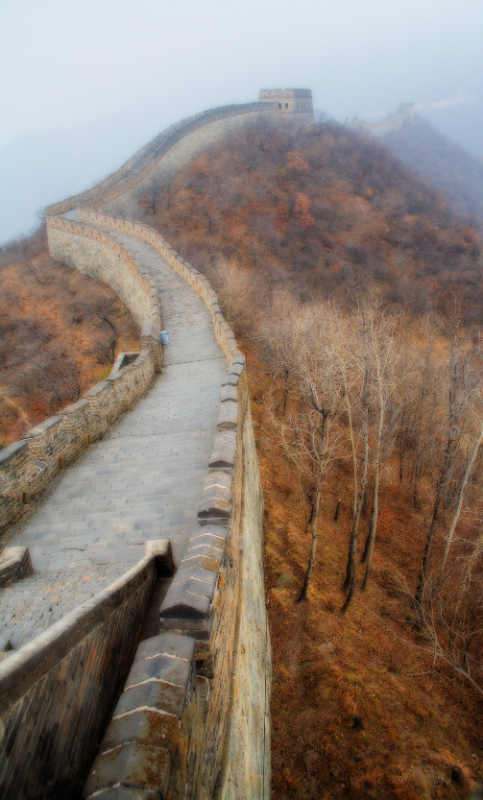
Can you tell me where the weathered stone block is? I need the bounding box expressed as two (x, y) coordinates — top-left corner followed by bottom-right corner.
(125, 654), (192, 689)
(199, 470), (232, 523)
(114, 680), (187, 719)
(228, 362), (244, 377)
(209, 430), (237, 470)
(179, 553), (222, 573)
(159, 585), (210, 619)
(187, 543), (224, 561)
(102, 708), (178, 752)
(217, 402), (238, 431)
(172, 565), (218, 588)
(83, 742), (170, 796)
(220, 384), (238, 403)
(188, 533), (226, 551)
(231, 353), (246, 367)
(135, 632), (195, 663)
(222, 372), (240, 387)
(190, 525), (229, 544)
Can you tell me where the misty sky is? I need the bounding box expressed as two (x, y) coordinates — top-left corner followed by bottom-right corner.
(1, 0), (482, 243)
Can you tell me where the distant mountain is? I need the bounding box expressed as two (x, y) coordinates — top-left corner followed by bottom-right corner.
(353, 105), (483, 231)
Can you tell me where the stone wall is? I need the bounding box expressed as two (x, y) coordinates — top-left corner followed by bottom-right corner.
(47, 214), (162, 338)
(33, 96), (276, 798)
(0, 347), (155, 533)
(46, 103), (279, 219)
(0, 553), (159, 800)
(63, 210), (271, 799)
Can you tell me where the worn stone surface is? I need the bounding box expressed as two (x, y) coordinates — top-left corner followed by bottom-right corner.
(209, 430), (237, 471)
(84, 742), (170, 796)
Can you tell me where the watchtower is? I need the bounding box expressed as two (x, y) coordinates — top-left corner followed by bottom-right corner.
(258, 88), (314, 121)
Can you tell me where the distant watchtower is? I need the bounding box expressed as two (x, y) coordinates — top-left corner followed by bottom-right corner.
(258, 88), (314, 121)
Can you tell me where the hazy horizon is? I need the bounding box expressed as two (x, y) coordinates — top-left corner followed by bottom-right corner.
(2, 0), (482, 243)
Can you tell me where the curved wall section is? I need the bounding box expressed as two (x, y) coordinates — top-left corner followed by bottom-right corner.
(47, 214), (162, 338)
(46, 102), (278, 218)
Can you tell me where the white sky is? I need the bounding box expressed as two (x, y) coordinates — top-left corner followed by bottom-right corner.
(1, 0), (482, 241)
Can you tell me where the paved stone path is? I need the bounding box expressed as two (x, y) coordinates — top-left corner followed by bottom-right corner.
(0, 222), (225, 653)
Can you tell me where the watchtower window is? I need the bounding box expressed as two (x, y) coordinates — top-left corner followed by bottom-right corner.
(278, 103), (281, 109)
(285, 103), (288, 109)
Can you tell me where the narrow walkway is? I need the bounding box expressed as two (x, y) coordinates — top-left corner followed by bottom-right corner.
(0, 222), (225, 652)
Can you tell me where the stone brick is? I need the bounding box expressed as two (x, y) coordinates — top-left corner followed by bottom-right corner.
(220, 384), (238, 403)
(159, 585), (210, 620)
(102, 708), (178, 752)
(125, 653), (192, 690)
(217, 402), (238, 431)
(209, 430), (237, 470)
(83, 742), (170, 796)
(135, 632), (195, 663)
(113, 680), (187, 719)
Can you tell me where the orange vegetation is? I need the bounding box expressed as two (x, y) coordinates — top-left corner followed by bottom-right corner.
(0, 229), (140, 446)
(137, 119), (483, 798)
(142, 118), (483, 327)
(247, 345), (483, 799)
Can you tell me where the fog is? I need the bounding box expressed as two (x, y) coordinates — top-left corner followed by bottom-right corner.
(1, 0), (482, 243)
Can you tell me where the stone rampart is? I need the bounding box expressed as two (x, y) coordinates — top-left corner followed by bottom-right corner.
(2, 95), (281, 798)
(46, 103), (278, 219)
(46, 214), (162, 339)
(0, 347), (155, 532)
(0, 552), (159, 799)
(45, 208), (271, 798)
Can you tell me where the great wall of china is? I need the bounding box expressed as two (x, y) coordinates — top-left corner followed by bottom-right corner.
(0, 90), (314, 799)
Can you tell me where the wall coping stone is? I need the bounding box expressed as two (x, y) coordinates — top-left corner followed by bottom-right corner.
(0, 440), (28, 466)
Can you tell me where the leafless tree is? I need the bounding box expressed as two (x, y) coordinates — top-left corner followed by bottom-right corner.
(263, 300), (345, 600)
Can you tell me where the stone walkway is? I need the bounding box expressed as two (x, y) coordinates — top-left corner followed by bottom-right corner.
(0, 223), (225, 653)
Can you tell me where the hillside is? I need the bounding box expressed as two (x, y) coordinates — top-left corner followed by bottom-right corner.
(369, 113), (483, 232)
(141, 117), (483, 326)
(0, 226), (140, 446)
(139, 118), (483, 798)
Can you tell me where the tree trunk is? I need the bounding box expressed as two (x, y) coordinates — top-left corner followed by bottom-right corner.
(440, 419), (483, 575)
(298, 481), (321, 602)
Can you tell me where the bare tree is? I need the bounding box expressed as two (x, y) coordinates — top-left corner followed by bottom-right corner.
(361, 307), (397, 591)
(414, 325), (483, 609)
(263, 300), (345, 600)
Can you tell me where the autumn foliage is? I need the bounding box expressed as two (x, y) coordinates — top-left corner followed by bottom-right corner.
(138, 118), (483, 798)
(141, 117), (483, 326)
(0, 226), (140, 446)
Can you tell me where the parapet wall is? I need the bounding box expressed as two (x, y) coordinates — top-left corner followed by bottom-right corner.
(0, 552), (158, 799)
(0, 347), (155, 533)
(47, 213), (162, 338)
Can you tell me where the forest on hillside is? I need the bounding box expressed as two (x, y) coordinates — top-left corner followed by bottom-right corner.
(138, 118), (483, 798)
(0, 225), (140, 446)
